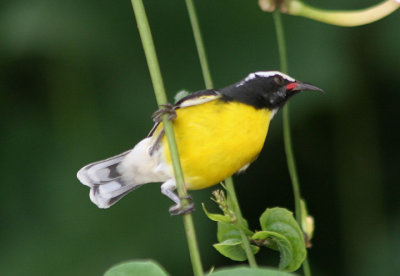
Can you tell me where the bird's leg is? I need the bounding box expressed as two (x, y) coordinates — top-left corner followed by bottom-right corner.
(152, 104), (177, 123)
(161, 179), (195, 216)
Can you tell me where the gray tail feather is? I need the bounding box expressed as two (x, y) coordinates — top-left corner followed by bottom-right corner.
(77, 150), (142, 208)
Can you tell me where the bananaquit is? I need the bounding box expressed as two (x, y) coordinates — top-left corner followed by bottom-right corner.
(77, 71), (322, 214)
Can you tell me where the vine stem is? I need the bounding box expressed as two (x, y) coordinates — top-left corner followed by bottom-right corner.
(286, 0), (400, 27)
(225, 177), (258, 268)
(184, 0), (213, 90)
(272, 10), (311, 276)
(130, 1), (203, 275)
(184, 0), (258, 267)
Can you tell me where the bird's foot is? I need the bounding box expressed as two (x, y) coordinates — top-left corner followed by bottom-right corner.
(152, 104), (177, 123)
(169, 195), (195, 216)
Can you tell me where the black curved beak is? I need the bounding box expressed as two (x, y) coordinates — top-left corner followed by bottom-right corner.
(291, 82), (324, 93)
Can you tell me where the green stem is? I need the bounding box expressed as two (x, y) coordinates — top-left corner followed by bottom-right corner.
(184, 0), (257, 267)
(225, 177), (258, 268)
(130, 1), (203, 275)
(272, 11), (288, 74)
(240, 230), (258, 267)
(185, 0), (213, 90)
(282, 107), (301, 221)
(272, 10), (311, 276)
(224, 177), (243, 218)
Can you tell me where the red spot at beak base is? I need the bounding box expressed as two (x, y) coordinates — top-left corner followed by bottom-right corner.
(286, 82), (297, 91)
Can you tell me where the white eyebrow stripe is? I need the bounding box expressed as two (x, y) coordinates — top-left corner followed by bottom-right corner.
(236, 71), (296, 87)
(245, 71), (295, 82)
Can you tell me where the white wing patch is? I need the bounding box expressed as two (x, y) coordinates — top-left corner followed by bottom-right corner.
(178, 93), (222, 108)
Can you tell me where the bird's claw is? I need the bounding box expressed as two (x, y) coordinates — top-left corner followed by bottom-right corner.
(152, 104), (177, 123)
(169, 195), (195, 216)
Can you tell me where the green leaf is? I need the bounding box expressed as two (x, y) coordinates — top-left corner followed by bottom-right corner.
(215, 222), (258, 261)
(214, 239), (247, 261)
(217, 222), (241, 242)
(104, 260), (169, 276)
(256, 207), (306, 272)
(214, 239), (259, 262)
(202, 203), (232, 223)
(252, 231), (292, 268)
(217, 219), (253, 241)
(208, 266), (296, 275)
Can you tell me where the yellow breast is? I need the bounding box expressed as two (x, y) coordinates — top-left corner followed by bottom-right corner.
(160, 100), (272, 190)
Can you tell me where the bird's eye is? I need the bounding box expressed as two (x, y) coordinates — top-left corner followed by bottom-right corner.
(274, 75), (284, 85)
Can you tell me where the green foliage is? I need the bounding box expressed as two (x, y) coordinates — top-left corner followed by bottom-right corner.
(202, 203), (232, 224)
(204, 197), (306, 272)
(214, 222), (259, 261)
(214, 238), (259, 262)
(203, 190), (259, 263)
(253, 208), (306, 271)
(104, 260), (169, 276)
(217, 220), (250, 242)
(208, 266), (296, 276)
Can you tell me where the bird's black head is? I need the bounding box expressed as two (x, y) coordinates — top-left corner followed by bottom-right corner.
(220, 71), (323, 110)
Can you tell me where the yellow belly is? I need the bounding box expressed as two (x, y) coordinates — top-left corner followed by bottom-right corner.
(160, 100), (272, 190)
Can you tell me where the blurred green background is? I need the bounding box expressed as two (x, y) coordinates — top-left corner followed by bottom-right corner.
(1, 0), (399, 275)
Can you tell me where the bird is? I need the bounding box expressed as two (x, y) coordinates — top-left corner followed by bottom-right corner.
(77, 71), (323, 215)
